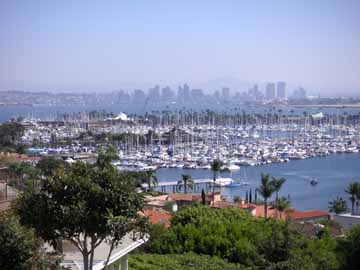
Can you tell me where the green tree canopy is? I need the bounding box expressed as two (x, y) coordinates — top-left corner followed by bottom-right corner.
(16, 148), (147, 270)
(35, 156), (67, 177)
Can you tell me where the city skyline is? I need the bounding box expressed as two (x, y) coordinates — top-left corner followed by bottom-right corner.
(0, 1), (359, 96)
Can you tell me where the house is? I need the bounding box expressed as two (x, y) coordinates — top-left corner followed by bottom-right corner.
(286, 209), (330, 222)
(53, 233), (148, 270)
(332, 213), (360, 230)
(143, 209), (172, 228)
(212, 201), (257, 216)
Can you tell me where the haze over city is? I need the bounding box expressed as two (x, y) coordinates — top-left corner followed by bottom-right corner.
(0, 0), (359, 96)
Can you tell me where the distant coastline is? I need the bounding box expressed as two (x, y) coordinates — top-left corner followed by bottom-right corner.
(0, 103), (33, 107)
(279, 103), (360, 109)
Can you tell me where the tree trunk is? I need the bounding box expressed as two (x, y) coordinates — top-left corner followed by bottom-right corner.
(275, 192), (279, 219)
(83, 251), (89, 270)
(264, 200), (268, 219)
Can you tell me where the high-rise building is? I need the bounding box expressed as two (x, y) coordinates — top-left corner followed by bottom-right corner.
(148, 85), (160, 102)
(248, 84), (263, 100)
(117, 90), (130, 104)
(191, 88), (204, 102)
(291, 87), (307, 99)
(213, 90), (220, 101)
(222, 87), (230, 101)
(132, 89), (146, 103)
(277, 81), (287, 100)
(177, 84), (191, 103)
(265, 83), (276, 100)
(161, 86), (174, 102)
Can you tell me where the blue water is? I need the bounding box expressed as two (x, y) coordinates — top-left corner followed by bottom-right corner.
(1, 103), (360, 123)
(156, 153), (360, 211)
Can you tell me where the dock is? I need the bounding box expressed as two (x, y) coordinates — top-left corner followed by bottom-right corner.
(142, 178), (234, 192)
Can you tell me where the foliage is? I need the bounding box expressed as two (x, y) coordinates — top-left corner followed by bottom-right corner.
(36, 156), (67, 177)
(337, 224), (360, 270)
(15, 148), (147, 270)
(145, 205), (341, 270)
(0, 122), (25, 151)
(0, 214), (61, 270)
(345, 182), (359, 215)
(8, 162), (39, 190)
(271, 177), (286, 219)
(129, 253), (246, 270)
(328, 197), (348, 214)
(177, 174), (194, 194)
(257, 173), (275, 218)
(142, 169), (158, 191)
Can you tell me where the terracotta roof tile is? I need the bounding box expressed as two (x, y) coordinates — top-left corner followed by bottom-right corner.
(143, 209), (172, 228)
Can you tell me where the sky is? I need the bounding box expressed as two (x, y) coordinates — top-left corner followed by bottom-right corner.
(0, 0), (359, 96)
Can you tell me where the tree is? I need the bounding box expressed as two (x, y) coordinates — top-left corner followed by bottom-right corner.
(0, 215), (37, 270)
(345, 182), (359, 215)
(210, 159), (223, 194)
(143, 169), (158, 192)
(96, 145), (119, 169)
(177, 174), (194, 194)
(356, 184), (360, 215)
(271, 177), (286, 219)
(233, 195), (241, 203)
(8, 162), (39, 190)
(338, 224), (360, 270)
(16, 149), (147, 270)
(257, 173), (275, 219)
(0, 214), (59, 270)
(36, 156), (66, 177)
(201, 189), (206, 205)
(0, 122), (25, 148)
(277, 197), (291, 220)
(328, 197), (348, 214)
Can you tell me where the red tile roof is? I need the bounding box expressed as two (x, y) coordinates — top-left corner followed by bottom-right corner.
(212, 201), (256, 210)
(143, 209), (172, 228)
(287, 210), (329, 221)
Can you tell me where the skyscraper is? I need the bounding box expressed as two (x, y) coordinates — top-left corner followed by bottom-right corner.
(222, 87), (230, 101)
(161, 86), (174, 102)
(277, 81), (287, 100)
(132, 89), (146, 103)
(148, 85), (160, 102)
(265, 83), (276, 100)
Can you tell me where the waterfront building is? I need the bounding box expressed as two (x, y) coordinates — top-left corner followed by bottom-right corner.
(177, 84), (191, 103)
(117, 90), (130, 104)
(291, 87), (307, 99)
(55, 234), (147, 270)
(265, 83), (276, 100)
(132, 89), (146, 104)
(148, 85), (160, 102)
(191, 88), (204, 102)
(277, 81), (287, 100)
(222, 87), (230, 101)
(161, 86), (175, 102)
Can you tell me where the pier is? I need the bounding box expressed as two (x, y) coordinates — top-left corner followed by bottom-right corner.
(142, 178), (233, 193)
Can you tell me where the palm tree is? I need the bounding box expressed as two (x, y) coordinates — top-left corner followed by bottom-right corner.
(177, 174), (194, 194)
(271, 177), (286, 219)
(277, 197), (291, 220)
(210, 159), (223, 193)
(143, 169), (158, 192)
(329, 197), (348, 214)
(356, 184), (360, 215)
(345, 182), (359, 215)
(257, 173), (275, 219)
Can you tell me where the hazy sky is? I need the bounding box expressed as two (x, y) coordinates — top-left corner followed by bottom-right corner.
(0, 0), (359, 95)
